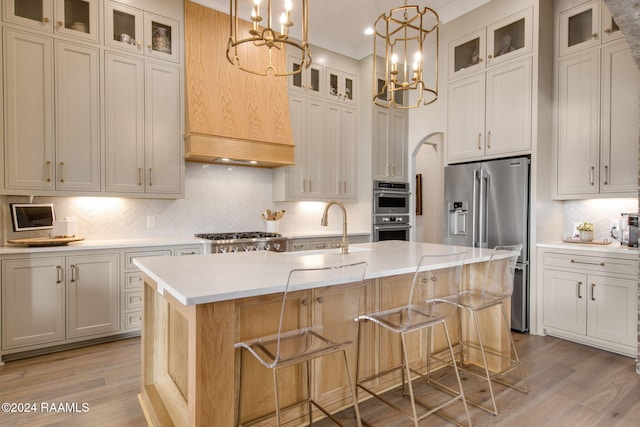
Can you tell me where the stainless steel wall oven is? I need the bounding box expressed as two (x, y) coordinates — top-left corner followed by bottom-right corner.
(373, 181), (411, 242)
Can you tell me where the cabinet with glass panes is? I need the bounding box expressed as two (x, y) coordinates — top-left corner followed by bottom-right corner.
(105, 0), (179, 63)
(2, 0), (99, 43)
(558, 0), (623, 57)
(448, 7), (532, 80)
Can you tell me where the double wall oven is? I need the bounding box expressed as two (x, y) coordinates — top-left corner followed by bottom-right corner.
(372, 181), (411, 242)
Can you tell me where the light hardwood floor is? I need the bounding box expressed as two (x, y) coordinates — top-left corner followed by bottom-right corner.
(0, 334), (638, 426)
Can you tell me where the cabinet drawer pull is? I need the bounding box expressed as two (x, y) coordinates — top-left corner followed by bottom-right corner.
(148, 168), (153, 186)
(570, 259), (605, 267)
(70, 264), (77, 283)
(56, 265), (63, 284)
(138, 168), (143, 186)
(46, 160), (52, 182)
(477, 133), (482, 150)
(487, 131), (491, 149)
(577, 281), (582, 299)
(591, 283), (596, 301)
(590, 166), (595, 186)
(59, 161), (65, 183)
(603, 165), (608, 185)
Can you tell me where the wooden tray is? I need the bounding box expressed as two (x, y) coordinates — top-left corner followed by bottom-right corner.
(563, 238), (612, 245)
(7, 236), (84, 247)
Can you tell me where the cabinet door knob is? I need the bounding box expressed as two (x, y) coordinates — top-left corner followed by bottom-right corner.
(302, 299), (310, 306)
(488, 54), (493, 59)
(57, 21), (63, 27)
(317, 296), (325, 303)
(591, 33), (598, 39)
(43, 17), (50, 23)
(604, 28), (612, 34)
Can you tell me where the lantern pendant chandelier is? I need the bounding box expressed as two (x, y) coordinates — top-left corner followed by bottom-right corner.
(373, 1), (439, 109)
(226, 0), (311, 77)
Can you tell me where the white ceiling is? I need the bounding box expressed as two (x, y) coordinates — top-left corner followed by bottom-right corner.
(192, 0), (492, 59)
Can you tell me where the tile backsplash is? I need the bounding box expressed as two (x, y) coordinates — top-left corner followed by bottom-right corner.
(562, 198), (638, 241)
(1, 163), (370, 242)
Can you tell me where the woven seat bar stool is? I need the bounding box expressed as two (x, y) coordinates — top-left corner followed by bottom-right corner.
(443, 244), (528, 415)
(354, 251), (471, 427)
(234, 261), (367, 427)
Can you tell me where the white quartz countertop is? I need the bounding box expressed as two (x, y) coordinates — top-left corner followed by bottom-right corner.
(134, 241), (504, 306)
(0, 237), (208, 255)
(537, 241), (639, 255)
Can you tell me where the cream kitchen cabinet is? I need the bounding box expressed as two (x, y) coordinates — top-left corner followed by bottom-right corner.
(448, 7), (532, 80)
(66, 253), (120, 338)
(287, 54), (323, 97)
(373, 107), (408, 182)
(1, 257), (65, 350)
(121, 244), (202, 332)
(2, 0), (100, 43)
(447, 56), (532, 163)
(325, 102), (357, 199)
(541, 248), (638, 357)
(554, 41), (639, 198)
(1, 252), (119, 352)
(105, 52), (182, 196)
(326, 67), (357, 105)
(105, 1), (179, 63)
(3, 29), (100, 193)
(273, 94), (325, 200)
(557, 0), (623, 57)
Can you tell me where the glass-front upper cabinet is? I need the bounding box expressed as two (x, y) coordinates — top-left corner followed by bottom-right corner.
(3, 0), (99, 42)
(602, 3), (623, 43)
(448, 28), (485, 80)
(486, 8), (532, 67)
(326, 68), (356, 104)
(448, 8), (531, 80)
(287, 55), (323, 97)
(105, 1), (143, 54)
(105, 1), (179, 63)
(558, 0), (600, 56)
(375, 76), (405, 107)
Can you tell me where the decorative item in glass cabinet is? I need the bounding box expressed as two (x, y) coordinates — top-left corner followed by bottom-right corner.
(372, 1), (439, 109)
(227, 0), (312, 77)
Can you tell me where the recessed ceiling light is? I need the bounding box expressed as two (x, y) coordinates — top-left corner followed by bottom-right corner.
(364, 27), (374, 36)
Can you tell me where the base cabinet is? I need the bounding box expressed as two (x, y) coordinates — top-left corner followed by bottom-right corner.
(540, 248), (638, 357)
(1, 253), (118, 350)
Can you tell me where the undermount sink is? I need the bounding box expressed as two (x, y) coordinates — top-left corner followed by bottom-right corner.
(284, 246), (373, 256)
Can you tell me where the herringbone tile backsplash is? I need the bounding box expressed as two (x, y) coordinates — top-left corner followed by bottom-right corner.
(1, 163), (370, 241)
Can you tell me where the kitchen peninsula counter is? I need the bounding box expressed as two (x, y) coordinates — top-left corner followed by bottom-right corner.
(135, 241), (512, 426)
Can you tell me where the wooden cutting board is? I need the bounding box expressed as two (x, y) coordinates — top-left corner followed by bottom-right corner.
(7, 237), (84, 247)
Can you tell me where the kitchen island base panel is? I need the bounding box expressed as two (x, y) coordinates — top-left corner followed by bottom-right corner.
(138, 259), (513, 426)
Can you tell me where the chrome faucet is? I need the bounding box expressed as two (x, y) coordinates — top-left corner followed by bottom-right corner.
(321, 201), (349, 254)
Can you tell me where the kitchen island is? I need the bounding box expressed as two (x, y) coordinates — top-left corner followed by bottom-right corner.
(134, 241), (513, 426)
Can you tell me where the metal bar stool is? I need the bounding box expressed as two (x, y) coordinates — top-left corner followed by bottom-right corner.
(234, 261), (367, 427)
(444, 244), (528, 415)
(354, 251), (471, 427)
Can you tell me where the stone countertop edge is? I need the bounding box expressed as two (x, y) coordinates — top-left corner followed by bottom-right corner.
(0, 237), (209, 255)
(133, 241), (510, 307)
(537, 241), (639, 255)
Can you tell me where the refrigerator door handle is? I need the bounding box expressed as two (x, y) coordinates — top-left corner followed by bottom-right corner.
(472, 169), (480, 247)
(479, 169), (489, 248)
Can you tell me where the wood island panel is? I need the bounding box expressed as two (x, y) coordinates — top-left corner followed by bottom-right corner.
(138, 259), (512, 426)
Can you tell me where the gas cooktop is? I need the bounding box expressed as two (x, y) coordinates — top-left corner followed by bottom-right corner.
(194, 231), (282, 241)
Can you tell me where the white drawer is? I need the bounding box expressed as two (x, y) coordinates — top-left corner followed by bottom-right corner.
(124, 291), (143, 310)
(543, 252), (638, 276)
(125, 250), (171, 269)
(124, 312), (142, 330)
(174, 247), (202, 256)
(124, 272), (143, 289)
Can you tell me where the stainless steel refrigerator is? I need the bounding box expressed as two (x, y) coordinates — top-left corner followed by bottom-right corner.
(443, 157), (530, 332)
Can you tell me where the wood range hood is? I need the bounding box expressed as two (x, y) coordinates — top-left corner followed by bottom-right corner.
(184, 1), (294, 168)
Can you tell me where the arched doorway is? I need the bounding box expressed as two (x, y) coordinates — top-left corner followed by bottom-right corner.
(412, 132), (444, 243)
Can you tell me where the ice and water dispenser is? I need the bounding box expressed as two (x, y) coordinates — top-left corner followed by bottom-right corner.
(447, 201), (468, 236)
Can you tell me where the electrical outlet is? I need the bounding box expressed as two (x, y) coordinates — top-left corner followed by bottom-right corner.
(609, 218), (620, 231)
(147, 216), (155, 228)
